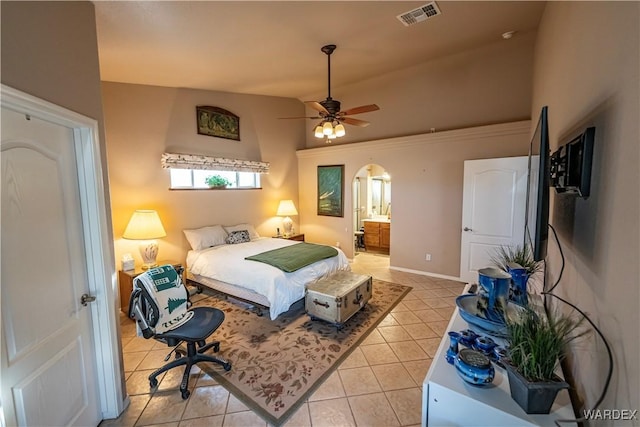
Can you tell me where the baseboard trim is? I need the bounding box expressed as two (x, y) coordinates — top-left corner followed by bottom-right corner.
(389, 265), (463, 283)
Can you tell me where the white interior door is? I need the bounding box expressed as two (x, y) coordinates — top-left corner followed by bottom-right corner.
(1, 108), (101, 426)
(459, 157), (529, 283)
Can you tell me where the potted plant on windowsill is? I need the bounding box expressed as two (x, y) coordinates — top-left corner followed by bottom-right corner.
(205, 174), (231, 189)
(504, 305), (587, 414)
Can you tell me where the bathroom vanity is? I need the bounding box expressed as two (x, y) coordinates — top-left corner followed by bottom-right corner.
(363, 218), (390, 251)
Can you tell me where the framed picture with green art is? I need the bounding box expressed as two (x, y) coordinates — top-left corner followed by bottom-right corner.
(317, 165), (344, 217)
(196, 105), (240, 141)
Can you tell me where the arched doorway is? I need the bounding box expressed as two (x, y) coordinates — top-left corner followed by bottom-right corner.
(352, 164), (391, 256)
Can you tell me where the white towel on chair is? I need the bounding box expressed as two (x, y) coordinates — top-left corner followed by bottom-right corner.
(136, 265), (194, 334)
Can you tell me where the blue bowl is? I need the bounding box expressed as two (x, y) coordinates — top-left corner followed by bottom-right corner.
(456, 294), (523, 337)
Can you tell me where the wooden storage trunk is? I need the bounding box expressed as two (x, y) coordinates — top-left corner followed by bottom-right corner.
(305, 271), (373, 328)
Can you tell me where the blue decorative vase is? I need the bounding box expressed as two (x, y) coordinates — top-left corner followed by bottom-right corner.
(474, 335), (497, 355)
(508, 262), (528, 306)
(459, 329), (478, 347)
(454, 348), (495, 386)
(478, 267), (511, 322)
(446, 331), (461, 364)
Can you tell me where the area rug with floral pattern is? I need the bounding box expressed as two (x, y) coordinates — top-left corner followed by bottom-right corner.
(192, 278), (410, 426)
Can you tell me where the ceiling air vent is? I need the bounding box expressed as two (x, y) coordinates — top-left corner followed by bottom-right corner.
(397, 2), (441, 27)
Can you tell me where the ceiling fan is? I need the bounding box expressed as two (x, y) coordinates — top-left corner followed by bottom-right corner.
(281, 44), (380, 140)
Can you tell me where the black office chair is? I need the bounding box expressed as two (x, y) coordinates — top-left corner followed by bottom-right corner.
(128, 264), (231, 399)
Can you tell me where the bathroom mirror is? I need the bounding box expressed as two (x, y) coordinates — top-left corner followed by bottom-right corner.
(371, 176), (391, 216)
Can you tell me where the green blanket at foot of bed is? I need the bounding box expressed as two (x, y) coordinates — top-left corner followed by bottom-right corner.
(245, 242), (338, 272)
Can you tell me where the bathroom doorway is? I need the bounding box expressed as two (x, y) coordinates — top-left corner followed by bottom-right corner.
(353, 164), (391, 256)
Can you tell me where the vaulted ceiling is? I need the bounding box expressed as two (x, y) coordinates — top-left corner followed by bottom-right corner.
(94, 1), (545, 100)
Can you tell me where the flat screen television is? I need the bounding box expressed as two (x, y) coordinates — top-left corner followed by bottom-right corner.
(524, 106), (550, 262)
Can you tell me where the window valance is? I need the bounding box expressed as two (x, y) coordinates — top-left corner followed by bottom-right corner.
(161, 152), (269, 174)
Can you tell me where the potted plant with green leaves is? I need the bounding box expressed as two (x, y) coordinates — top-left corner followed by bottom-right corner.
(491, 245), (542, 278)
(205, 174), (231, 189)
(491, 244), (543, 306)
(504, 305), (586, 414)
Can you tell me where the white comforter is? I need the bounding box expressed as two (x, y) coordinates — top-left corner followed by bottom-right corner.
(187, 237), (350, 319)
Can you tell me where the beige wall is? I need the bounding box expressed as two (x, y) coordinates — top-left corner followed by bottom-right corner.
(0, 1), (113, 247)
(102, 82), (306, 266)
(297, 121), (531, 277)
(533, 2), (639, 417)
(1, 1), (104, 124)
(303, 30), (536, 147)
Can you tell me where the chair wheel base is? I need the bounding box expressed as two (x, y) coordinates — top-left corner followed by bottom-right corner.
(149, 378), (158, 388)
(224, 362), (232, 371)
(181, 389), (190, 399)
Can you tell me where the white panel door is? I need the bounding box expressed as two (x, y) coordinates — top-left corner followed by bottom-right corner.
(1, 108), (100, 426)
(459, 157), (529, 283)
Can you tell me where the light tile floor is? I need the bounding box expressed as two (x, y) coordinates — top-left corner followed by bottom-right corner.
(100, 252), (465, 427)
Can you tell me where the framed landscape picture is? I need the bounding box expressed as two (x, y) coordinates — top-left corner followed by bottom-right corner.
(196, 105), (240, 140)
(317, 165), (344, 217)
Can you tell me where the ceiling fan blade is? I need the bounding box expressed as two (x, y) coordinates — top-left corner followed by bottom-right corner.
(342, 104), (380, 116)
(278, 116), (320, 120)
(341, 117), (370, 127)
(305, 101), (329, 114)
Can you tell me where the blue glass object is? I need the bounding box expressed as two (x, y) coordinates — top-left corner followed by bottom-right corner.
(478, 267), (511, 322)
(446, 331), (461, 364)
(474, 335), (497, 355)
(454, 348), (495, 386)
(459, 329), (478, 347)
(493, 345), (508, 361)
(508, 263), (528, 306)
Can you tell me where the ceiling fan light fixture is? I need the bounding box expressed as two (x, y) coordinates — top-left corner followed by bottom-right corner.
(322, 121), (334, 135)
(274, 44), (378, 139)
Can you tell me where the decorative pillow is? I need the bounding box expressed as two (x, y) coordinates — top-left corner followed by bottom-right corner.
(183, 225), (228, 250)
(224, 223), (260, 240)
(225, 230), (251, 244)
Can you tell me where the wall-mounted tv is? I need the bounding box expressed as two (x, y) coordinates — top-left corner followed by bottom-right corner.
(524, 106), (550, 262)
(550, 127), (595, 198)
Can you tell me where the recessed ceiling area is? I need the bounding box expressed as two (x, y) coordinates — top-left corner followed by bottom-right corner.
(94, 1), (546, 100)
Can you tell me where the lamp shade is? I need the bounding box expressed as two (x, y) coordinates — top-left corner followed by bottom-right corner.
(122, 210), (167, 240)
(322, 121), (333, 135)
(276, 200), (298, 216)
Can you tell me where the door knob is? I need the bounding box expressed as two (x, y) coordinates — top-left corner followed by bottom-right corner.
(81, 293), (97, 306)
(463, 227), (473, 232)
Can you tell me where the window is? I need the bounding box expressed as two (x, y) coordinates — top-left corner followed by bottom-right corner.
(169, 169), (261, 189)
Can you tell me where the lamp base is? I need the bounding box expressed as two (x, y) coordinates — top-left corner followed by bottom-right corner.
(139, 240), (159, 270)
(282, 217), (293, 237)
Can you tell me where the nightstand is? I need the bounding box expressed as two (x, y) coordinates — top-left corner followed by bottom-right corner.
(274, 233), (305, 242)
(118, 261), (182, 313)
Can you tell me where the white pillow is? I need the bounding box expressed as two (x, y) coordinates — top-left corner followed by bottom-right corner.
(183, 225), (228, 250)
(224, 223), (260, 240)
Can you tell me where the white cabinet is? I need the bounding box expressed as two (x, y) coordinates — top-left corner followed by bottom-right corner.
(421, 287), (576, 426)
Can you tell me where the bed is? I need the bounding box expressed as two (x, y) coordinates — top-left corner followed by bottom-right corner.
(184, 226), (350, 319)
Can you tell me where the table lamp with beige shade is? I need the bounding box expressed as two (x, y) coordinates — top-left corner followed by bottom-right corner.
(276, 200), (298, 237)
(122, 210), (167, 270)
